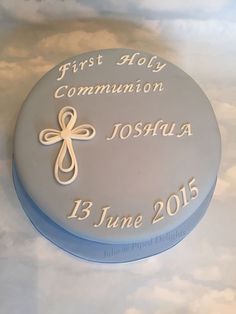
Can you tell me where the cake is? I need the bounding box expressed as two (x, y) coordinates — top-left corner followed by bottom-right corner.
(13, 48), (221, 263)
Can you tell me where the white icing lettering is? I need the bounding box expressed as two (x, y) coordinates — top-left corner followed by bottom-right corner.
(166, 194), (180, 216)
(107, 216), (120, 228)
(56, 54), (103, 81)
(120, 124), (132, 140)
(153, 62), (166, 73)
(67, 200), (92, 220)
(177, 123), (192, 137)
(67, 87), (76, 98)
(111, 84), (123, 94)
(120, 216), (134, 228)
(135, 79), (142, 92)
(93, 207), (143, 229)
(153, 82), (164, 92)
(54, 80), (164, 99)
(54, 85), (68, 98)
(94, 84), (111, 94)
(160, 123), (176, 136)
(133, 215), (143, 228)
(116, 52), (140, 66)
(137, 57), (146, 66)
(67, 199), (82, 219)
(143, 121), (162, 136)
(152, 178), (199, 225)
(147, 56), (157, 68)
(78, 201), (93, 221)
(57, 63), (71, 81)
(123, 83), (134, 93)
(72, 60), (78, 73)
(152, 201), (164, 224)
(77, 86), (94, 96)
(93, 207), (110, 227)
(179, 185), (189, 207)
(79, 59), (88, 70)
(188, 178), (198, 199)
(97, 54), (103, 65)
(106, 123), (122, 141)
(143, 83), (151, 93)
(133, 122), (143, 138)
(107, 120), (191, 141)
(68, 179), (199, 230)
(116, 53), (166, 73)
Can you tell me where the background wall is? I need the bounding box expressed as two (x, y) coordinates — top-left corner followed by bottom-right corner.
(0, 1), (236, 313)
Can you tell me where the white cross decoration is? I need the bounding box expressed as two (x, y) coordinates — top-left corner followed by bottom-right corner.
(39, 106), (96, 185)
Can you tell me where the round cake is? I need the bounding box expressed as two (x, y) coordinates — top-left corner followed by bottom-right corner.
(13, 48), (221, 263)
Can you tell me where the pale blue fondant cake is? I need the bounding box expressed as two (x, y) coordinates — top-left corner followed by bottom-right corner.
(13, 48), (221, 263)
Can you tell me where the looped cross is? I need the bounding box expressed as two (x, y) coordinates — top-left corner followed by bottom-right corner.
(39, 106), (96, 185)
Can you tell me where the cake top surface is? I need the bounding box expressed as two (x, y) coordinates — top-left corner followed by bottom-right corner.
(14, 48), (221, 244)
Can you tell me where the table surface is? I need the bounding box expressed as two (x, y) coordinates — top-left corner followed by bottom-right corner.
(0, 1), (236, 314)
